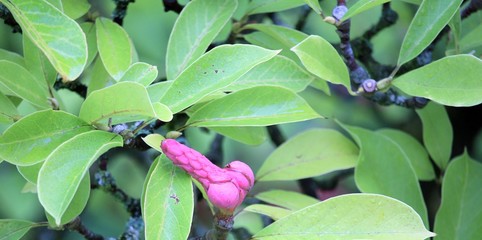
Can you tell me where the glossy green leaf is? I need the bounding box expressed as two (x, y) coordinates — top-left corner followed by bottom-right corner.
(187, 86), (320, 127)
(398, 0), (463, 65)
(0, 49), (24, 67)
(415, 102), (453, 170)
(166, 0), (237, 80)
(377, 129), (435, 181)
(142, 134), (165, 153)
(0, 110), (93, 166)
(143, 155), (194, 240)
(247, 0), (305, 15)
(80, 22), (97, 67)
(209, 127), (268, 145)
(341, 0), (390, 21)
(161, 45), (279, 113)
(38, 131), (122, 225)
(257, 129), (357, 181)
(119, 62), (158, 87)
(22, 34), (57, 86)
(291, 35), (352, 93)
(0, 219), (36, 240)
(45, 174), (90, 226)
(303, 0), (322, 14)
(447, 8), (461, 54)
(79, 82), (173, 125)
(342, 124), (428, 226)
(0, 60), (50, 109)
(434, 152), (482, 240)
(96, 17), (132, 80)
(61, 0), (90, 19)
(85, 57), (114, 96)
(244, 204), (292, 221)
(147, 81), (172, 102)
(17, 162), (43, 184)
(0, 0), (87, 80)
(243, 24), (307, 62)
(460, 24), (482, 51)
(252, 194), (434, 240)
(394, 55), (482, 106)
(223, 56), (313, 93)
(141, 157), (159, 218)
(255, 190), (319, 211)
(0, 93), (19, 123)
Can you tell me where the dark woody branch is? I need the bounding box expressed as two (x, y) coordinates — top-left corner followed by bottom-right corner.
(112, 0), (135, 26)
(163, 0), (184, 14)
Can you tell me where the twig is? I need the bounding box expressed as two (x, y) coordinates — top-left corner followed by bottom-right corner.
(0, 3), (21, 33)
(54, 79), (88, 98)
(163, 0), (184, 14)
(112, 0), (135, 26)
(461, 0), (482, 19)
(66, 217), (104, 240)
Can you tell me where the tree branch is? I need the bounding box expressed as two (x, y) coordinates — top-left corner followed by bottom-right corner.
(163, 0), (184, 14)
(66, 217), (104, 240)
(112, 0), (135, 26)
(0, 3), (21, 33)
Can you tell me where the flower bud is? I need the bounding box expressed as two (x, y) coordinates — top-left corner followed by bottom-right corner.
(161, 139), (255, 213)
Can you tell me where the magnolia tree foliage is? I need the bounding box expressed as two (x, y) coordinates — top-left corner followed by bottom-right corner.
(0, 0), (481, 239)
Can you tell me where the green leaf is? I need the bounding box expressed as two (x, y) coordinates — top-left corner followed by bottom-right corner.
(303, 0), (322, 14)
(255, 190), (319, 211)
(341, 124), (428, 226)
(377, 129), (435, 181)
(257, 129), (357, 181)
(247, 0), (305, 15)
(397, 0), (463, 65)
(96, 17), (132, 80)
(0, 60), (50, 109)
(393, 55), (482, 106)
(79, 82), (173, 125)
(434, 152), (482, 239)
(0, 219), (36, 240)
(460, 24), (482, 51)
(22, 34), (57, 86)
(80, 22), (97, 68)
(341, 0), (390, 21)
(415, 102), (453, 170)
(223, 56), (313, 93)
(61, 0), (90, 19)
(0, 93), (19, 123)
(17, 162), (43, 183)
(0, 110), (93, 166)
(85, 57), (114, 96)
(45, 174), (90, 226)
(187, 86), (320, 127)
(161, 45), (279, 113)
(38, 130), (122, 225)
(119, 62), (158, 87)
(141, 134), (165, 153)
(166, 0), (237, 80)
(141, 157), (159, 218)
(244, 204), (292, 221)
(147, 81), (172, 102)
(252, 194), (434, 240)
(447, 8), (461, 54)
(0, 0), (87, 80)
(209, 127), (268, 145)
(291, 35), (352, 93)
(143, 155), (194, 240)
(0, 49), (24, 67)
(243, 24), (307, 62)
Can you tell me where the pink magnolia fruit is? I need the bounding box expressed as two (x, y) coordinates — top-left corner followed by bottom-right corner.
(161, 139), (255, 213)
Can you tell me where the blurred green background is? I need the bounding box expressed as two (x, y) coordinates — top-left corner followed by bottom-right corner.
(1, 0), (481, 239)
